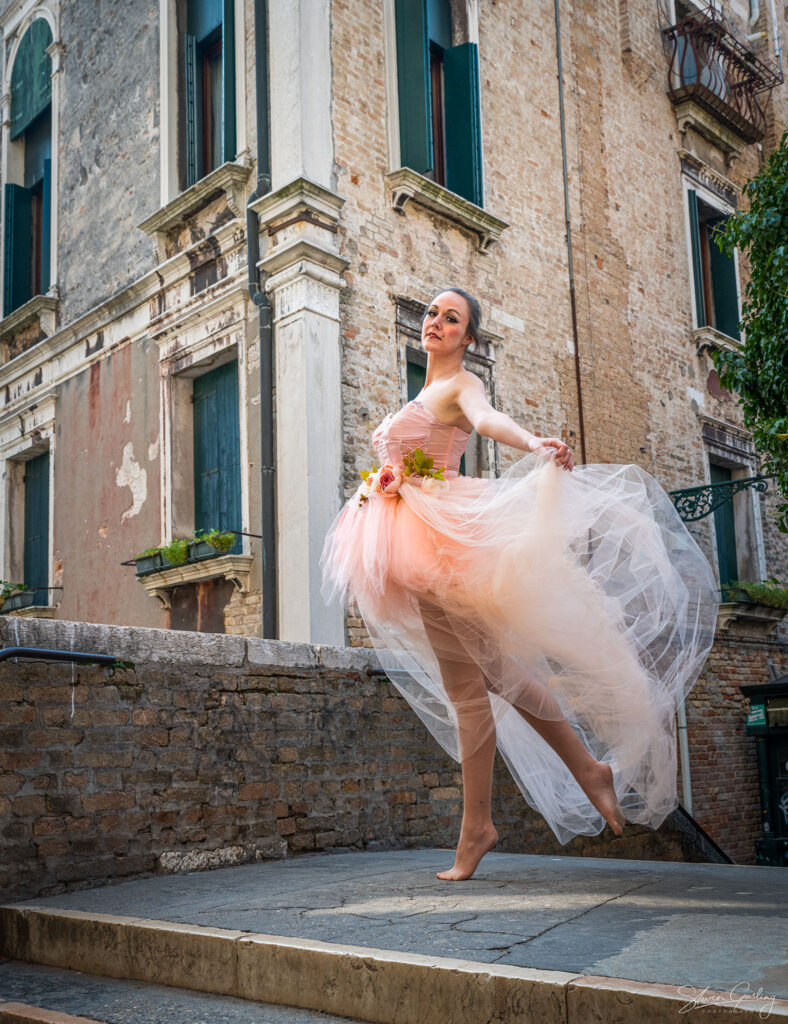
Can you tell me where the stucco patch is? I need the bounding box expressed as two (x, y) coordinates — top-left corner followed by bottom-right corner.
(116, 441), (147, 521)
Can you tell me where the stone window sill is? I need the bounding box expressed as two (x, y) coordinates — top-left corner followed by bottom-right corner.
(717, 600), (787, 635)
(0, 293), (58, 349)
(384, 167), (508, 254)
(138, 159), (252, 261)
(2, 604), (57, 619)
(693, 325), (742, 356)
(138, 553), (253, 610)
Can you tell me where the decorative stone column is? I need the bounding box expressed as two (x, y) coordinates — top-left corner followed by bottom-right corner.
(253, 0), (346, 644)
(251, 180), (347, 644)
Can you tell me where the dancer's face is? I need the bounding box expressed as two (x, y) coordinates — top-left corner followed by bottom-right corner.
(422, 292), (472, 355)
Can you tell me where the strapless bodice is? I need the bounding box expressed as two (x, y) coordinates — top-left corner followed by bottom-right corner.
(371, 399), (471, 479)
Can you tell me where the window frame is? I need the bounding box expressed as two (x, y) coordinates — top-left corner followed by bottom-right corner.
(159, 0), (246, 207)
(0, 394), (56, 608)
(1, 7), (59, 321)
(683, 177), (743, 340)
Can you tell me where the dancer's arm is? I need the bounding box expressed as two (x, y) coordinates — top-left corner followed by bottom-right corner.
(456, 373), (574, 470)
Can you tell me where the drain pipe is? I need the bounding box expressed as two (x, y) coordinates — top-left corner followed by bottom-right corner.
(247, 0), (276, 639)
(553, 0), (587, 464)
(677, 700), (694, 815)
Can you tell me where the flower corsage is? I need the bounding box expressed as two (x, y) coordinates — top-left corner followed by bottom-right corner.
(355, 448), (447, 506)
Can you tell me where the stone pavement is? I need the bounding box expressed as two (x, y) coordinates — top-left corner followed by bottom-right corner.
(2, 848), (787, 1022)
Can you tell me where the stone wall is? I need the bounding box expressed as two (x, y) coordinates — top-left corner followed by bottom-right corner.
(0, 615), (745, 903)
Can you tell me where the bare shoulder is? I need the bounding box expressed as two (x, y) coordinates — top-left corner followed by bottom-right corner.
(452, 369), (487, 402)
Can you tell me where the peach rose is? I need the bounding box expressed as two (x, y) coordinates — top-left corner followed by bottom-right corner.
(379, 464), (403, 497)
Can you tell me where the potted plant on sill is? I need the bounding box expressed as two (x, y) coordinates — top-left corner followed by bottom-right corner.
(0, 581), (35, 612)
(133, 531), (237, 576)
(721, 578), (788, 610)
(188, 529), (237, 562)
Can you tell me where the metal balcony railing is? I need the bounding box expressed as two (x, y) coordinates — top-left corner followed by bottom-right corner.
(662, 4), (783, 144)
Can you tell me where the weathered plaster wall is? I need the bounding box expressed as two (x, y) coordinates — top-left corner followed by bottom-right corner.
(53, 336), (164, 627)
(56, 0), (159, 324)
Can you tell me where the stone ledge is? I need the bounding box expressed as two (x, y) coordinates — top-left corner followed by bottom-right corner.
(716, 600), (787, 635)
(2, 905), (786, 1024)
(137, 159), (252, 261)
(672, 97), (749, 161)
(384, 167), (508, 254)
(0, 615), (381, 674)
(0, 294), (59, 348)
(137, 554), (254, 611)
(693, 324), (742, 355)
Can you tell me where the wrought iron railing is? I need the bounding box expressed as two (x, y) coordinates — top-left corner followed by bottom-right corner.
(662, 4), (783, 143)
(669, 474), (770, 522)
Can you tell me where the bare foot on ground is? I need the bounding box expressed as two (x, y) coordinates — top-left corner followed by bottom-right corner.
(437, 824), (499, 881)
(575, 759), (626, 835)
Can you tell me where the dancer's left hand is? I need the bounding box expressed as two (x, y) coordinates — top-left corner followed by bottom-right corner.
(531, 437), (574, 471)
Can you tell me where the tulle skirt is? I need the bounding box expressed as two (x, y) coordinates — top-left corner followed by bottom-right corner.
(320, 450), (720, 844)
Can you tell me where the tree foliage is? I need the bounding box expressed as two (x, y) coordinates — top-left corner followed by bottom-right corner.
(713, 130), (788, 532)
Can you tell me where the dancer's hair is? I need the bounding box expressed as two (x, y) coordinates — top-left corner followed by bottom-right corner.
(424, 287), (482, 346)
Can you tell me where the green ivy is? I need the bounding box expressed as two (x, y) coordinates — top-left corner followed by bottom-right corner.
(712, 131), (788, 532)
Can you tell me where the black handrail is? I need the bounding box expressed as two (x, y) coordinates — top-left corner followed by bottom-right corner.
(0, 647), (118, 665)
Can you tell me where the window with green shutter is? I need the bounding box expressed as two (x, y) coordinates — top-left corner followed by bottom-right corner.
(23, 450), (50, 606)
(193, 361), (242, 553)
(686, 189), (741, 340)
(395, 0), (484, 207)
(3, 19), (53, 317)
(184, 0), (236, 188)
(710, 462), (739, 588)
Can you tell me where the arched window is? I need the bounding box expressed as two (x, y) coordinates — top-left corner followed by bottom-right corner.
(4, 17), (53, 316)
(182, 0), (236, 188)
(395, 0), (483, 207)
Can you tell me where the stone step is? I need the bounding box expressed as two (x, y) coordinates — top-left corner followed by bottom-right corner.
(2, 904), (787, 1023)
(0, 958), (366, 1023)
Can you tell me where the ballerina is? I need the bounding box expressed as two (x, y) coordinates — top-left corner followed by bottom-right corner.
(321, 287), (719, 881)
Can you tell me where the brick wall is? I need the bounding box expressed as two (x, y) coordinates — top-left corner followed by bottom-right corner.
(0, 614), (751, 903)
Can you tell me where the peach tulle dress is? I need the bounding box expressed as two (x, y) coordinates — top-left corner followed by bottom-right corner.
(320, 398), (720, 844)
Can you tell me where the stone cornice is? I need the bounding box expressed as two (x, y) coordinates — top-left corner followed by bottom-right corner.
(384, 168), (508, 254)
(679, 149), (738, 209)
(148, 280), (249, 346)
(258, 237), (349, 281)
(0, 220), (248, 417)
(249, 176), (345, 227)
(674, 100), (748, 165)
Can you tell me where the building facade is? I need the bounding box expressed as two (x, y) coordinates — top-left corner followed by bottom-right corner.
(1, 0), (787, 860)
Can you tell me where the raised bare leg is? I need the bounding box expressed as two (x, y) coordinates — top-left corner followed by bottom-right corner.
(514, 703), (625, 835)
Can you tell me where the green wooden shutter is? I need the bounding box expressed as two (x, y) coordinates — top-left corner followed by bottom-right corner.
(395, 0), (432, 175)
(406, 358), (426, 401)
(687, 189), (706, 328)
(40, 157), (51, 293)
(221, 0), (236, 163)
(10, 19), (52, 140)
(4, 183), (33, 316)
(708, 215), (741, 341)
(710, 463), (738, 588)
(443, 42), (483, 206)
(194, 361), (242, 553)
(24, 450), (50, 605)
(185, 34), (198, 187)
